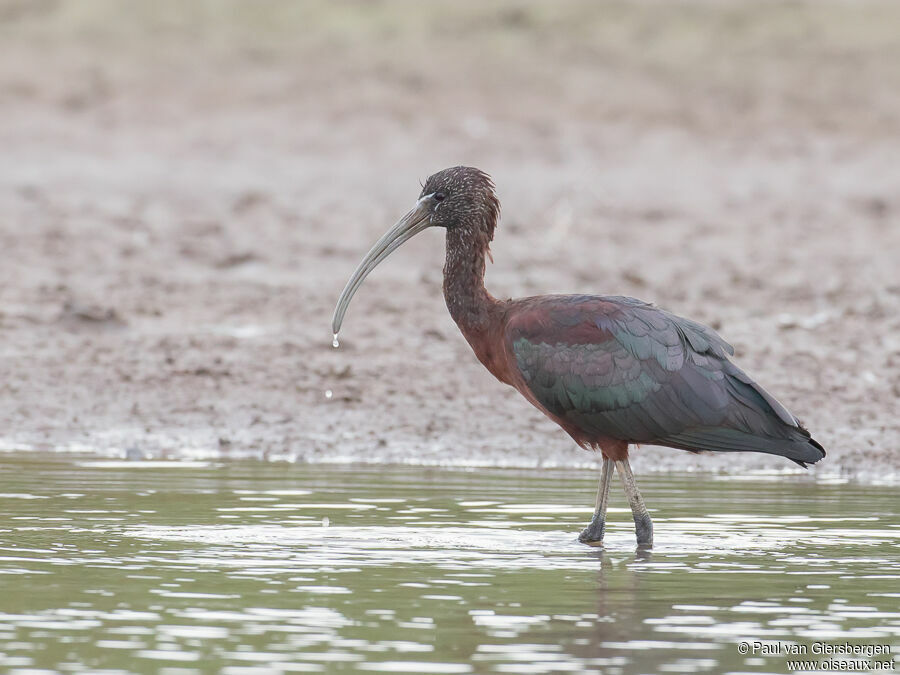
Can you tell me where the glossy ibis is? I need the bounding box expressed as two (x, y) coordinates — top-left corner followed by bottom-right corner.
(332, 166), (825, 547)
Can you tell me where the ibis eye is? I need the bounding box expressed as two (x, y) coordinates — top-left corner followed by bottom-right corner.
(433, 192), (446, 202)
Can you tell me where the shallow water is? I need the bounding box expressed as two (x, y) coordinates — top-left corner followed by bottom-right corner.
(0, 453), (897, 674)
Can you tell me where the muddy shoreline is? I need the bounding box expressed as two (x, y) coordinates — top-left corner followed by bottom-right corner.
(1, 1), (898, 482)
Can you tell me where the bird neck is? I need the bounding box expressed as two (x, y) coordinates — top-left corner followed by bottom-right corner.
(442, 228), (500, 335)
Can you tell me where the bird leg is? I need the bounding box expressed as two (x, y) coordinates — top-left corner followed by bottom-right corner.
(615, 459), (653, 547)
(578, 457), (613, 546)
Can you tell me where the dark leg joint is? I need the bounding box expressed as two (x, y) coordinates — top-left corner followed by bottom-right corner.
(633, 512), (653, 547)
(578, 514), (606, 546)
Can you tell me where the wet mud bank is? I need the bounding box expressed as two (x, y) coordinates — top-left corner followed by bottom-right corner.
(0, 1), (898, 481)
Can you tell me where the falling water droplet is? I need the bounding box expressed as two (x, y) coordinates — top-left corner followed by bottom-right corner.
(325, 389), (333, 399)
(322, 516), (330, 527)
(332, 334), (340, 349)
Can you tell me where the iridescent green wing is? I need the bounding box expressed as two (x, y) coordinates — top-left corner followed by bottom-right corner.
(505, 295), (824, 466)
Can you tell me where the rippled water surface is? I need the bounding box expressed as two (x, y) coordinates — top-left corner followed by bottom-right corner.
(0, 453), (898, 674)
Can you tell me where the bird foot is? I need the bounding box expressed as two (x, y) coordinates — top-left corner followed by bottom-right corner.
(634, 513), (653, 547)
(578, 515), (605, 546)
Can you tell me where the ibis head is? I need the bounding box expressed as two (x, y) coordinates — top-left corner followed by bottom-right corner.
(331, 166), (498, 337)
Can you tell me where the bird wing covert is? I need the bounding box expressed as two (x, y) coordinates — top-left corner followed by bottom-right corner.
(505, 295), (821, 464)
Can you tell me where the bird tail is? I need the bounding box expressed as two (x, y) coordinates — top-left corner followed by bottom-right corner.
(666, 363), (827, 468)
(662, 426), (826, 468)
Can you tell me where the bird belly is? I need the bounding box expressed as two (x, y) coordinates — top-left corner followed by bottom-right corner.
(505, 375), (630, 460)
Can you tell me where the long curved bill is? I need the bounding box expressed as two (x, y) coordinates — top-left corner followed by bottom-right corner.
(331, 197), (433, 336)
